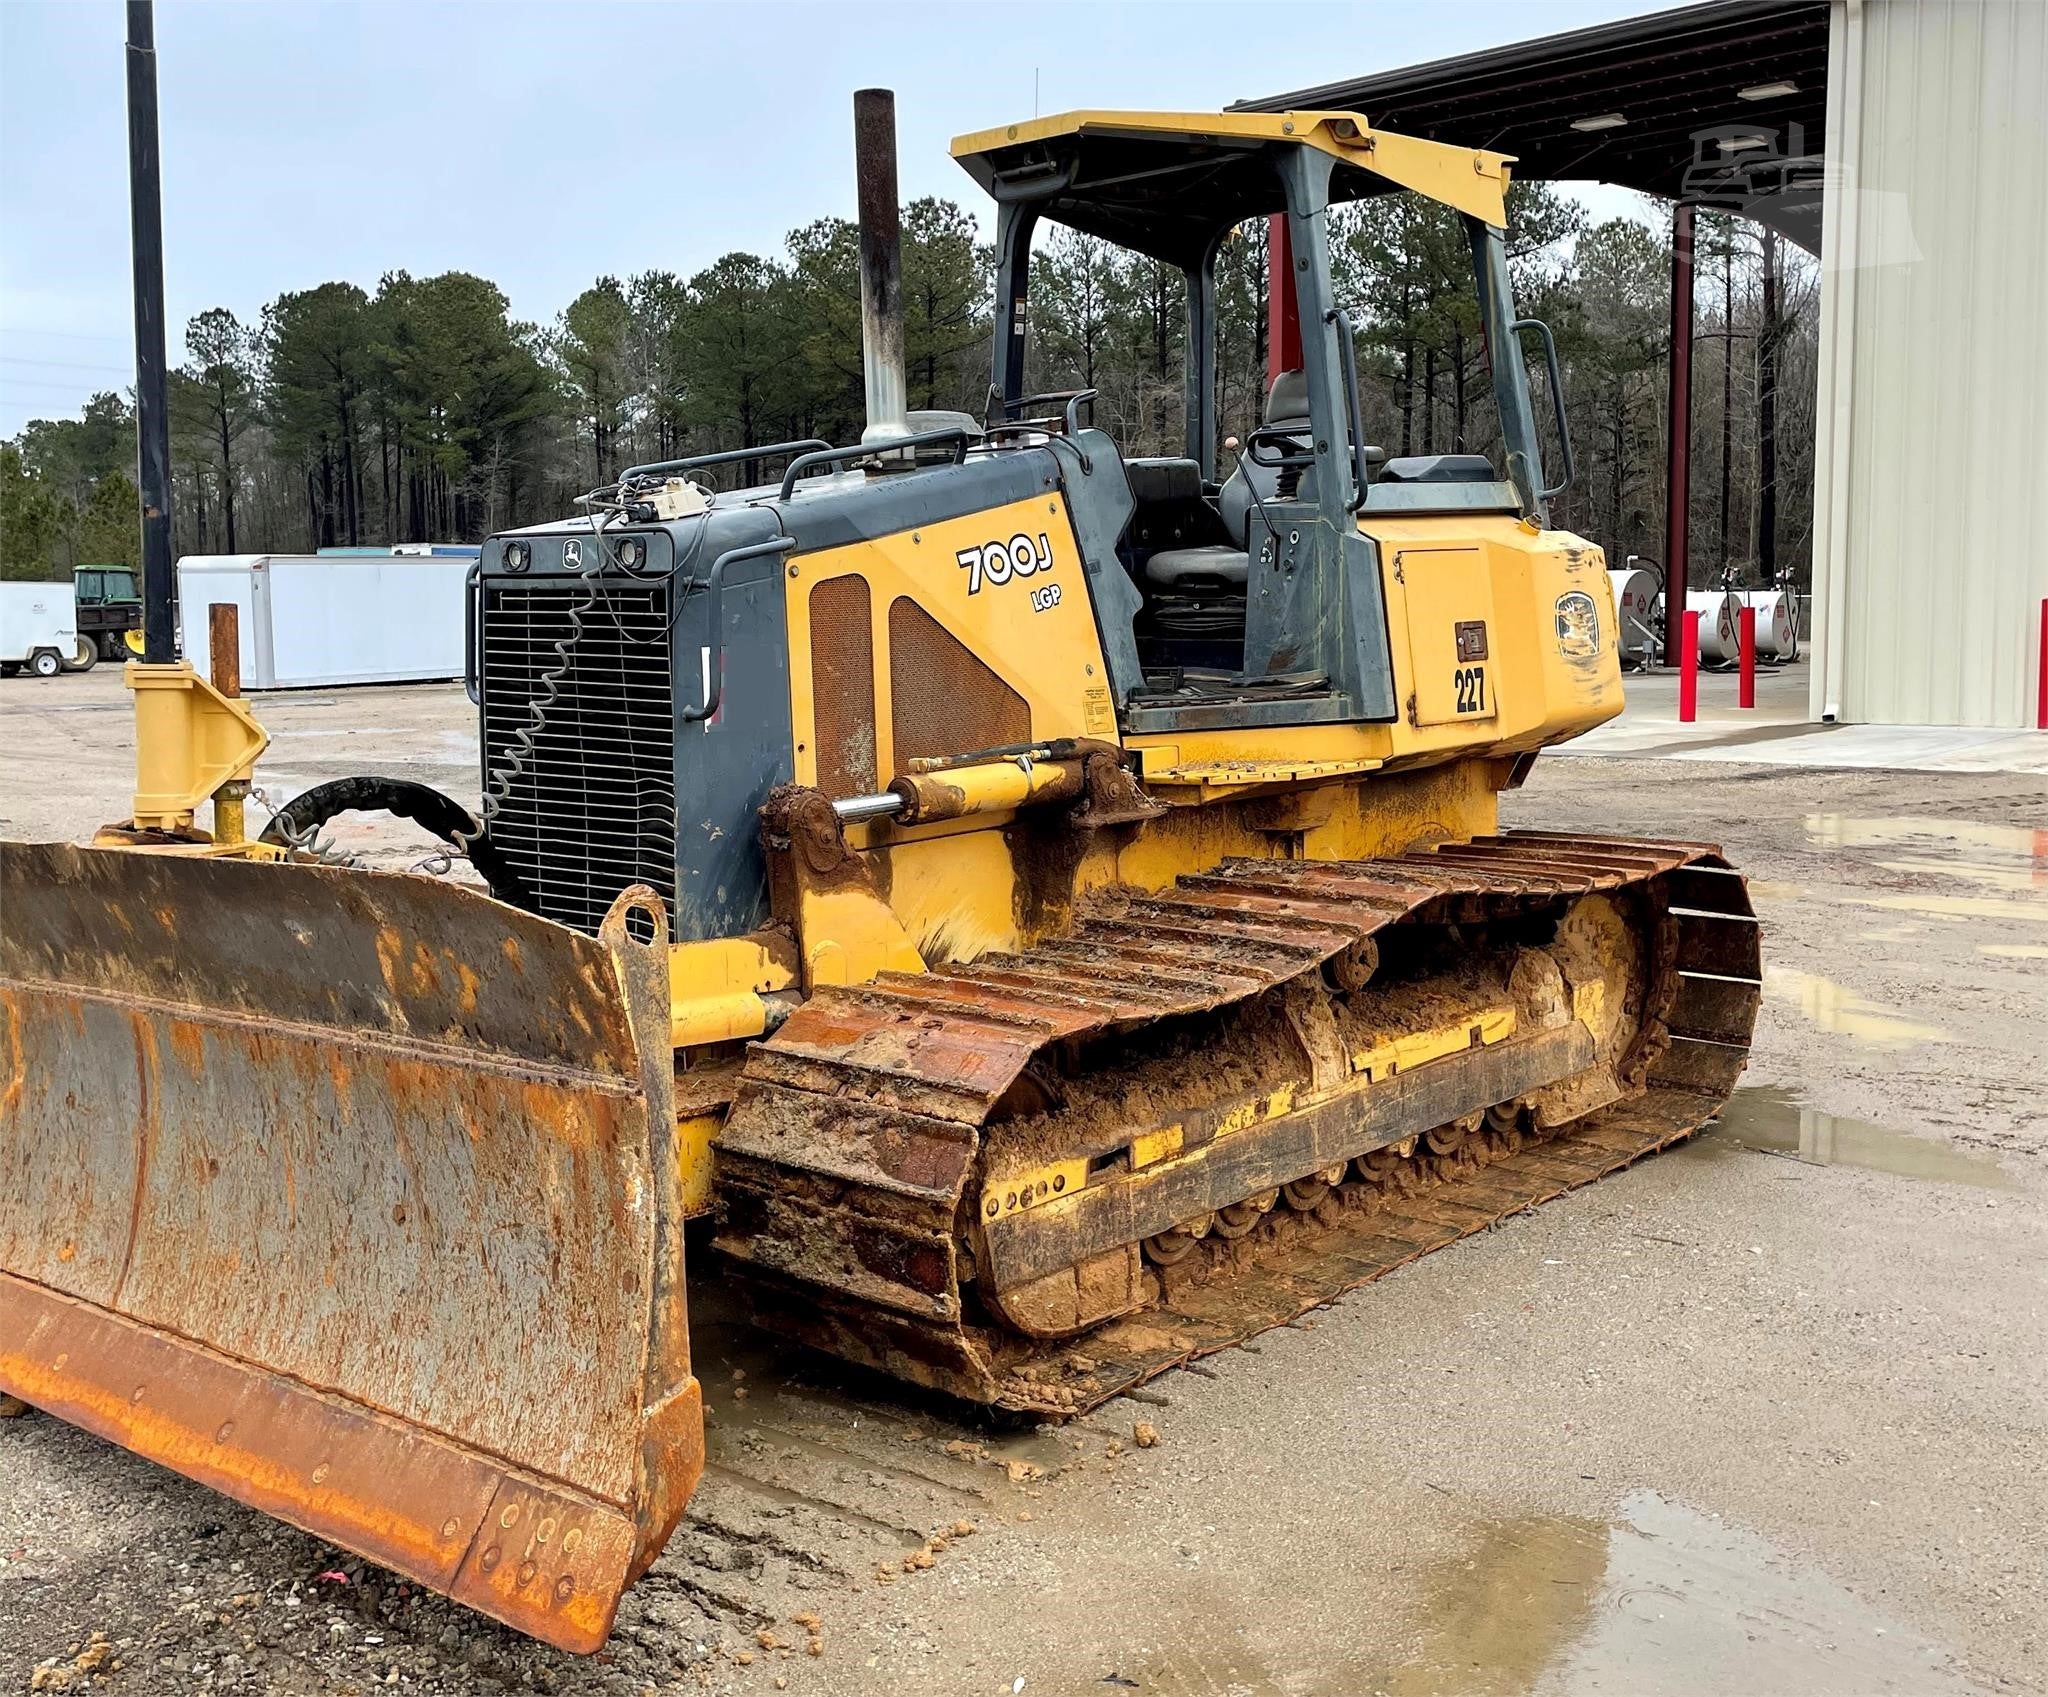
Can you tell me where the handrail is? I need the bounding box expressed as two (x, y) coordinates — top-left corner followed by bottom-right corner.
(1245, 424), (1314, 468)
(617, 440), (831, 486)
(462, 562), (481, 706)
(986, 389), (1097, 473)
(1327, 308), (1372, 512)
(776, 428), (972, 500)
(679, 536), (799, 723)
(993, 389), (1098, 437)
(1513, 317), (1576, 500)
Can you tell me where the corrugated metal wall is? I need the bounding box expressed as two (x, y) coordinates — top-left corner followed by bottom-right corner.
(1811, 0), (2048, 727)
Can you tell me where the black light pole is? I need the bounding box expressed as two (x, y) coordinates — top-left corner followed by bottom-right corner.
(125, 0), (175, 663)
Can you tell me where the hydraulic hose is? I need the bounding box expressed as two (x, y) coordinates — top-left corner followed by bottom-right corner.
(258, 776), (531, 908)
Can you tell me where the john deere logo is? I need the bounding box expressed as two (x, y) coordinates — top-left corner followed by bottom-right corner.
(1554, 590), (1600, 657)
(561, 539), (583, 570)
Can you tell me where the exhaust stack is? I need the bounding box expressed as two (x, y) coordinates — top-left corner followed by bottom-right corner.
(853, 88), (909, 447)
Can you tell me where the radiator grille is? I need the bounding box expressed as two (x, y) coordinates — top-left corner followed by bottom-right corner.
(479, 577), (675, 937)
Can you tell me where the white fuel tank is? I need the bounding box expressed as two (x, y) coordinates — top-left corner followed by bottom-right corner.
(1685, 589), (1744, 664)
(1606, 567), (1662, 667)
(1736, 589), (1800, 659)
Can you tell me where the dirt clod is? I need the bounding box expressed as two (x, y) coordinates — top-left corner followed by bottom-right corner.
(1133, 1422), (1161, 1448)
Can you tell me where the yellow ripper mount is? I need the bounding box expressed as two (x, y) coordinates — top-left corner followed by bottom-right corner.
(0, 846), (702, 1653)
(124, 657), (267, 831)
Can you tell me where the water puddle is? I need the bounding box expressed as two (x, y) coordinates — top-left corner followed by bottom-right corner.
(1805, 813), (2048, 867)
(1381, 1490), (1984, 1696)
(1874, 857), (2045, 893)
(1702, 1086), (2011, 1189)
(1807, 814), (2048, 924)
(1849, 893), (2048, 924)
(1763, 965), (1948, 1047)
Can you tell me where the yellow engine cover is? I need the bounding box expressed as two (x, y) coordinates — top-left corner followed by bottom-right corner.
(1370, 515), (1622, 767)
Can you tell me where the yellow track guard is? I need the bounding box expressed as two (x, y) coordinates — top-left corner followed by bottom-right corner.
(0, 844), (702, 1652)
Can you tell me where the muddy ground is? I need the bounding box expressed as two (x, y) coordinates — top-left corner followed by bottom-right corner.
(2, 667), (2044, 1696)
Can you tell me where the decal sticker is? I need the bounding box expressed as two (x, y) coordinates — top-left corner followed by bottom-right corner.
(1554, 590), (1600, 658)
(958, 531), (1055, 597)
(1453, 665), (1489, 715)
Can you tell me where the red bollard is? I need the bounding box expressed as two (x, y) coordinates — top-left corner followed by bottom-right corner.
(1678, 609), (1700, 723)
(2038, 599), (2047, 731)
(1738, 604), (1757, 709)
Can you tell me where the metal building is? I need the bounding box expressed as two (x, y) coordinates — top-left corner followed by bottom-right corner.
(1246, 0), (2048, 731)
(1812, 0), (2047, 728)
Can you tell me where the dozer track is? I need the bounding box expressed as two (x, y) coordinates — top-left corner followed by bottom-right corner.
(715, 830), (1760, 1414)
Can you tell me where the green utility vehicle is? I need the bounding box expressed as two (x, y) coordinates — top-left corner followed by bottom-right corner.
(72, 563), (143, 665)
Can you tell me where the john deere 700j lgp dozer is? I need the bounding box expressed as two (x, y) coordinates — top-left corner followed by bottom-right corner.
(0, 74), (1759, 1652)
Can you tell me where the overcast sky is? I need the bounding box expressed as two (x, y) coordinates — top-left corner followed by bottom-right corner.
(0, 0), (1660, 436)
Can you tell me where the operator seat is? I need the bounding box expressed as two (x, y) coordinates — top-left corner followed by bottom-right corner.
(1140, 368), (1312, 595)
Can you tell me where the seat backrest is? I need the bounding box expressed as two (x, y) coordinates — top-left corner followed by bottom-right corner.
(1218, 369), (1312, 548)
(1263, 368), (1310, 431)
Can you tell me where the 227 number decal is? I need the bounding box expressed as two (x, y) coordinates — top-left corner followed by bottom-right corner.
(958, 531), (1057, 606)
(1453, 664), (1489, 714)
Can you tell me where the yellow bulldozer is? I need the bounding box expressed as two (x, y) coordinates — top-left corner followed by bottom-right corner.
(0, 74), (1759, 1654)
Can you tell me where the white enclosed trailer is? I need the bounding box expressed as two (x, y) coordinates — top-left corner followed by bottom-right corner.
(175, 553), (469, 689)
(0, 582), (81, 679)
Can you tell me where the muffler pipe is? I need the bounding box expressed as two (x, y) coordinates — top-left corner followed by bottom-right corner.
(853, 88), (910, 448)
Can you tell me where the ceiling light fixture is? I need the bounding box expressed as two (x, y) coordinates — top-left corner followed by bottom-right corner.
(1719, 133), (1770, 152)
(1738, 80), (1799, 100)
(1570, 112), (1628, 132)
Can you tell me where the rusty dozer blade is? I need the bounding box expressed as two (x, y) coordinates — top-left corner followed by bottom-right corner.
(0, 843), (702, 1653)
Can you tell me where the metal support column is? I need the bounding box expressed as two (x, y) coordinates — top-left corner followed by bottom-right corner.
(1758, 225), (1780, 584)
(1661, 201), (1696, 666)
(125, 0), (175, 664)
(1266, 212), (1302, 384)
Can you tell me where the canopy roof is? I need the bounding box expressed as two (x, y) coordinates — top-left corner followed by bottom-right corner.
(1236, 0), (1830, 252)
(950, 109), (1511, 267)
